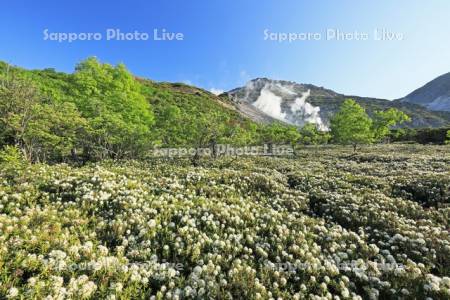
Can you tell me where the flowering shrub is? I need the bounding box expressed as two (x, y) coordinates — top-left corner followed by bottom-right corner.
(391, 175), (449, 208)
(0, 144), (449, 299)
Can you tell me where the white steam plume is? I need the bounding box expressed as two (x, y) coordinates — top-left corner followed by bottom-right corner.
(253, 86), (286, 120)
(244, 81), (328, 130)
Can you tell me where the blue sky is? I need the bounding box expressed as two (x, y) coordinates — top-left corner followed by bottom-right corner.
(1, 0), (450, 99)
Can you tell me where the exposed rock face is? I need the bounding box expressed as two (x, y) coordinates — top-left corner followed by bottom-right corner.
(226, 78), (335, 130)
(225, 78), (450, 129)
(398, 72), (450, 112)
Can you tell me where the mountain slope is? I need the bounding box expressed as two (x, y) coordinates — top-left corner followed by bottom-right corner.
(225, 78), (450, 129)
(0, 60), (260, 152)
(398, 72), (450, 111)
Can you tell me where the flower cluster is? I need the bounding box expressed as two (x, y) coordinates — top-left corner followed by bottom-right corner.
(0, 144), (449, 299)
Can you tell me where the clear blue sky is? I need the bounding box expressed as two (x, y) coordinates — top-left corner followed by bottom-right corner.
(1, 0), (450, 99)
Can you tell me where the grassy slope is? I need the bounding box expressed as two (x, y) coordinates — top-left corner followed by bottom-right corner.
(0, 61), (259, 146)
(137, 78), (248, 124)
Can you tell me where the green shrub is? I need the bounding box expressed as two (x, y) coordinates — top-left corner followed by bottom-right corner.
(0, 145), (27, 180)
(391, 175), (450, 208)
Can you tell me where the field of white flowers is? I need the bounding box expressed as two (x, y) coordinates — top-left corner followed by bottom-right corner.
(0, 144), (449, 299)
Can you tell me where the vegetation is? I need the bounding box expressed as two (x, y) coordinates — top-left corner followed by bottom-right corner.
(371, 108), (410, 142)
(298, 123), (331, 145)
(3, 59), (327, 163)
(390, 127), (450, 145)
(330, 99), (410, 151)
(0, 59), (154, 162)
(0, 59), (263, 162)
(1, 59), (449, 299)
(1, 144), (449, 299)
(0, 59), (418, 162)
(0, 73), (84, 162)
(307, 93), (450, 129)
(330, 99), (373, 151)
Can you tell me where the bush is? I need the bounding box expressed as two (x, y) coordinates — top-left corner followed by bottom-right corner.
(0, 145), (27, 180)
(1, 144), (449, 299)
(392, 175), (450, 208)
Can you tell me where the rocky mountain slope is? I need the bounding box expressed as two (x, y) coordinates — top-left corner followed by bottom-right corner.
(224, 78), (450, 129)
(3, 59), (449, 136)
(397, 72), (450, 111)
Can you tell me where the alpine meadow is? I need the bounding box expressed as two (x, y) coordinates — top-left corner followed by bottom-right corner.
(0, 58), (449, 300)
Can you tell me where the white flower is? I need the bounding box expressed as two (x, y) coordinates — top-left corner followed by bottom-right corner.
(80, 281), (97, 298)
(27, 277), (37, 286)
(6, 288), (19, 298)
(49, 250), (67, 260)
(112, 282), (123, 293)
(341, 288), (350, 298)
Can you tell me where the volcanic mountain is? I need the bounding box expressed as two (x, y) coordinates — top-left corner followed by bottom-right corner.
(223, 78), (450, 129)
(397, 72), (450, 112)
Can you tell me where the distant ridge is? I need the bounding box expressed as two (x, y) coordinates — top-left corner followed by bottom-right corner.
(225, 78), (450, 128)
(397, 72), (450, 112)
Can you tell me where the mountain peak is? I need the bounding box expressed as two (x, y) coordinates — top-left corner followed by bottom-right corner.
(226, 77), (450, 129)
(400, 72), (450, 111)
(227, 78), (340, 130)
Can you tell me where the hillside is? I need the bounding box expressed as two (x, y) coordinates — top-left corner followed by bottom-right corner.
(226, 78), (450, 129)
(0, 59), (261, 162)
(398, 72), (450, 111)
(1, 59), (449, 165)
(0, 60), (254, 138)
(2, 61), (449, 146)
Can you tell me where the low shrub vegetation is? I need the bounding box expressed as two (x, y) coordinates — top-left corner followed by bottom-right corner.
(1, 144), (449, 299)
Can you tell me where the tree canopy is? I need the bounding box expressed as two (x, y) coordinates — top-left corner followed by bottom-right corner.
(330, 99), (411, 151)
(372, 108), (410, 142)
(330, 99), (374, 150)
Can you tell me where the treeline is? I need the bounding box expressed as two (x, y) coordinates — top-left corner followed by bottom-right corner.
(390, 127), (450, 144)
(329, 99), (412, 151)
(1, 58), (445, 164)
(0, 58), (331, 163)
(0, 58), (154, 162)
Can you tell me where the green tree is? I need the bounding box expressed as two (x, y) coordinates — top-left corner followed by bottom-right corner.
(0, 73), (86, 162)
(227, 121), (259, 146)
(283, 125), (302, 146)
(22, 102), (87, 162)
(186, 113), (232, 161)
(0, 145), (28, 181)
(446, 130), (450, 144)
(330, 99), (373, 152)
(155, 105), (184, 146)
(72, 57), (155, 159)
(259, 123), (300, 145)
(298, 123), (331, 145)
(372, 108), (410, 142)
(0, 73), (40, 157)
(257, 123), (301, 155)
